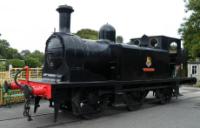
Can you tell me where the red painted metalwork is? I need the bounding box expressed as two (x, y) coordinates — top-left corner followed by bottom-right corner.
(24, 66), (29, 82)
(10, 66), (52, 99)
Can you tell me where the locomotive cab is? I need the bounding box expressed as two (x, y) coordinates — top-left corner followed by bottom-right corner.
(130, 35), (183, 77)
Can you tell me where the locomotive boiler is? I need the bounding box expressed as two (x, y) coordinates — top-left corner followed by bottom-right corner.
(6, 5), (196, 122)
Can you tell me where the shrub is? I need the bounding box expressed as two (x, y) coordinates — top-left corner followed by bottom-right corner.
(7, 59), (25, 68)
(0, 63), (6, 71)
(25, 58), (41, 68)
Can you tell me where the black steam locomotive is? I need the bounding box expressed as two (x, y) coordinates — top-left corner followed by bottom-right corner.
(9, 5), (196, 121)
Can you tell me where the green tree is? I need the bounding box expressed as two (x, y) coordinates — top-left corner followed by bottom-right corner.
(75, 29), (98, 40)
(25, 57), (41, 68)
(28, 50), (44, 64)
(20, 50), (31, 58)
(0, 39), (9, 47)
(0, 39), (43, 68)
(0, 60), (6, 70)
(7, 59), (25, 68)
(0, 39), (10, 58)
(21, 50), (44, 67)
(0, 39), (21, 59)
(179, 0), (200, 59)
(116, 36), (123, 43)
(6, 48), (21, 59)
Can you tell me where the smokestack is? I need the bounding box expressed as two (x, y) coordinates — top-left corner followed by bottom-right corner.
(56, 5), (74, 33)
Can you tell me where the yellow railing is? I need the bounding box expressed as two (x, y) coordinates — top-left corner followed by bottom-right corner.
(0, 72), (10, 80)
(0, 68), (42, 105)
(9, 68), (42, 81)
(0, 68), (42, 87)
(0, 72), (10, 88)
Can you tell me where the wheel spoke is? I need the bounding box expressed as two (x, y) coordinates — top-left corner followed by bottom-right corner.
(125, 91), (146, 111)
(71, 90), (102, 119)
(155, 88), (172, 104)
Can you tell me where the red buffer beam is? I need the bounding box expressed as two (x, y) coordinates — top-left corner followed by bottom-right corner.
(10, 66), (52, 99)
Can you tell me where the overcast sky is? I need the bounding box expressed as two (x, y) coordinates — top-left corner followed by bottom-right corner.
(0, 0), (185, 52)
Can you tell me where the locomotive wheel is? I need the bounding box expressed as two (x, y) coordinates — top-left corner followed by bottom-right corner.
(60, 101), (72, 111)
(125, 91), (147, 111)
(71, 90), (101, 119)
(141, 90), (149, 99)
(155, 88), (172, 104)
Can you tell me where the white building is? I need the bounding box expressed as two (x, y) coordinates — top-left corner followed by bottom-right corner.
(188, 61), (200, 81)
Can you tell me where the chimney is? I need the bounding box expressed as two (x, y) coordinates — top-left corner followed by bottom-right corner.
(56, 5), (74, 33)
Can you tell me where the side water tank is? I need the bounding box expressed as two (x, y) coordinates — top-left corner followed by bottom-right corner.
(99, 23), (116, 42)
